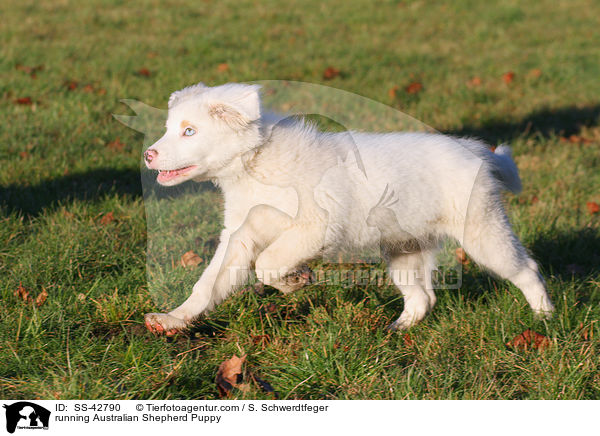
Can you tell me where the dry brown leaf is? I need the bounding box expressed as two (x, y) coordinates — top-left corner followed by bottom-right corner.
(16, 64), (43, 78)
(586, 201), (599, 215)
(106, 138), (125, 151)
(35, 288), (48, 307)
(14, 97), (33, 105)
(388, 85), (400, 99)
(405, 82), (423, 94)
(561, 134), (593, 144)
(66, 80), (78, 90)
(99, 212), (115, 225)
(217, 63), (229, 72)
(14, 283), (30, 302)
(323, 66), (340, 80)
(502, 71), (515, 84)
(506, 329), (551, 351)
(455, 247), (469, 265)
(137, 67), (151, 77)
(180, 250), (203, 268)
(264, 302), (278, 313)
(467, 76), (482, 87)
(216, 355), (246, 397)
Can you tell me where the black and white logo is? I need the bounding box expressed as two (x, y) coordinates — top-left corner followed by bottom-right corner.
(3, 402), (50, 434)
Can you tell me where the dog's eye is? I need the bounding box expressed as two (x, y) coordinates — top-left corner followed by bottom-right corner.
(183, 127), (196, 136)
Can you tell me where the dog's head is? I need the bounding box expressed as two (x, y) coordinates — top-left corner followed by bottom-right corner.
(144, 82), (262, 185)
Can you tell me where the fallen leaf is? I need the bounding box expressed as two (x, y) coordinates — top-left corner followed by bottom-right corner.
(388, 85), (400, 99)
(106, 138), (125, 151)
(137, 67), (151, 77)
(217, 63), (229, 72)
(586, 201), (599, 215)
(405, 82), (423, 94)
(15, 64), (43, 78)
(562, 134), (593, 144)
(180, 250), (203, 268)
(65, 80), (78, 90)
(455, 247), (469, 265)
(216, 355), (246, 397)
(323, 66), (340, 80)
(506, 329), (551, 351)
(528, 68), (542, 78)
(14, 283), (30, 302)
(264, 303), (278, 313)
(467, 76), (482, 87)
(502, 71), (515, 84)
(14, 97), (33, 105)
(99, 212), (115, 225)
(35, 288), (48, 307)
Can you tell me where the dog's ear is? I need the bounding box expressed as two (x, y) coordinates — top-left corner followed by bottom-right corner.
(207, 84), (261, 129)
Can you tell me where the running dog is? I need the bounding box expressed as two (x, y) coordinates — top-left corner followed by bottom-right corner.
(143, 82), (554, 335)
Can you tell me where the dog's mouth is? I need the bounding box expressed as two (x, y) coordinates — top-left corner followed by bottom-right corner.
(156, 165), (198, 183)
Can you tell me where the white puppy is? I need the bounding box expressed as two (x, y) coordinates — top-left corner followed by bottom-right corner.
(143, 82), (554, 335)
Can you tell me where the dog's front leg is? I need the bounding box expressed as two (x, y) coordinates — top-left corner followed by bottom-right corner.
(144, 229), (232, 336)
(145, 205), (293, 336)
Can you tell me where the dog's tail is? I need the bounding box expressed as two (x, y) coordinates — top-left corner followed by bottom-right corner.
(490, 145), (522, 193)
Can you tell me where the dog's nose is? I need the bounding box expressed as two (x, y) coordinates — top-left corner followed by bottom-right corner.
(144, 149), (158, 163)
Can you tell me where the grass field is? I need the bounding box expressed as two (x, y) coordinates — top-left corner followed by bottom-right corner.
(1, 0), (599, 400)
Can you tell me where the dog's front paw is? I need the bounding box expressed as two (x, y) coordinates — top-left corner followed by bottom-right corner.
(144, 312), (188, 336)
(279, 265), (315, 294)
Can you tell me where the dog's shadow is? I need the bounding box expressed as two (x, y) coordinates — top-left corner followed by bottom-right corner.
(445, 104), (600, 144)
(530, 227), (600, 281)
(0, 167), (217, 217)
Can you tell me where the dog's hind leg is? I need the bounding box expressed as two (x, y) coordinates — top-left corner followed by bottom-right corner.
(145, 205), (292, 336)
(386, 249), (437, 331)
(457, 197), (554, 317)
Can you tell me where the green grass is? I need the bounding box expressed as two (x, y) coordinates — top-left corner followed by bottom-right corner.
(1, 0), (600, 399)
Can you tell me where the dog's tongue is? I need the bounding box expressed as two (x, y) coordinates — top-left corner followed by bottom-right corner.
(157, 167), (192, 182)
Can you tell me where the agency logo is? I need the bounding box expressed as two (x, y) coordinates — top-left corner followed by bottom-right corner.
(2, 402), (50, 434)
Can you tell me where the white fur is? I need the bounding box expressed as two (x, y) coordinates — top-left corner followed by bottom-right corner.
(143, 82), (554, 333)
